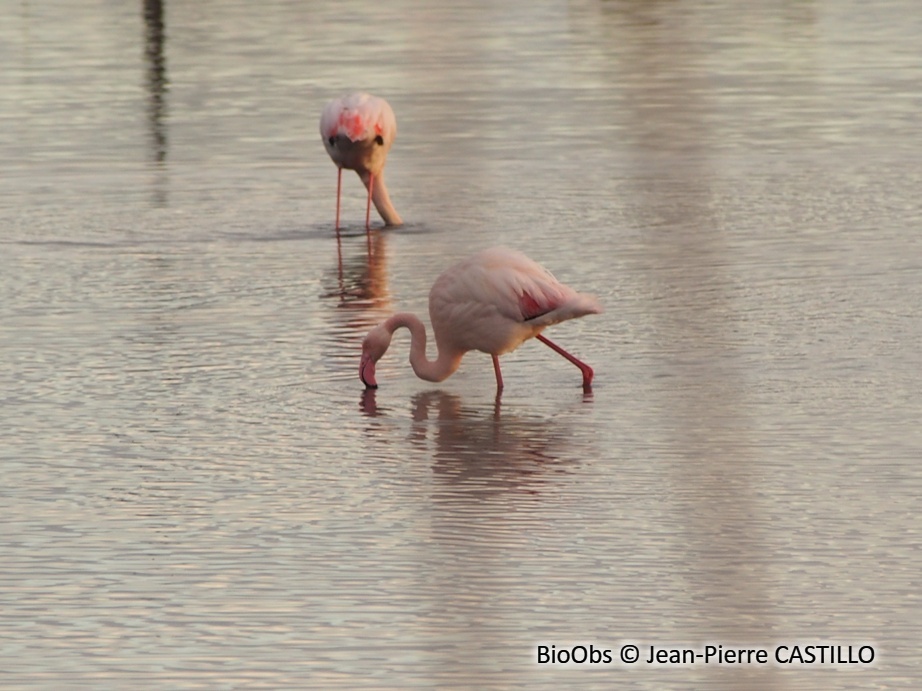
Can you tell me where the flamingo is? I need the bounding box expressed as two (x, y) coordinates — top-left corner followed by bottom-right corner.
(359, 247), (602, 392)
(320, 92), (402, 231)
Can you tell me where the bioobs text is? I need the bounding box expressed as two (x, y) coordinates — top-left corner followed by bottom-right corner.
(537, 645), (611, 664)
(537, 642), (876, 666)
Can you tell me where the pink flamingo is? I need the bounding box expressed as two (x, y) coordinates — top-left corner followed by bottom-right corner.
(359, 247), (602, 392)
(320, 92), (402, 230)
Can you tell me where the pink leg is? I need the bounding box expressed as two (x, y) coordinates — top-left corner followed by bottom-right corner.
(536, 334), (594, 391)
(335, 168), (342, 231)
(365, 173), (375, 231)
(492, 354), (504, 391)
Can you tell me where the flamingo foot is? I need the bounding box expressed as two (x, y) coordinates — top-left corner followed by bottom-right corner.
(580, 363), (594, 392)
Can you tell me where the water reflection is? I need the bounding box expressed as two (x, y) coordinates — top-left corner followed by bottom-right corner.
(399, 390), (587, 682)
(143, 0), (168, 205)
(362, 388), (580, 494)
(322, 229), (391, 314)
(319, 230), (392, 379)
(408, 390), (577, 497)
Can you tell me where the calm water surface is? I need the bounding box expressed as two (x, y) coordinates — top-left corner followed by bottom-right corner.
(2, 1), (921, 688)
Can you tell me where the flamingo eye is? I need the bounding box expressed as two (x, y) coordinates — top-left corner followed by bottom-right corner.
(374, 135), (384, 145)
(328, 136), (335, 146)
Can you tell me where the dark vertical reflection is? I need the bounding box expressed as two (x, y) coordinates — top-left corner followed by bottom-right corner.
(572, 3), (808, 688)
(143, 0), (169, 205)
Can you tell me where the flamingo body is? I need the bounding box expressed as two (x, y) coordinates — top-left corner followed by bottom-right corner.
(360, 247), (602, 391)
(320, 92), (402, 228)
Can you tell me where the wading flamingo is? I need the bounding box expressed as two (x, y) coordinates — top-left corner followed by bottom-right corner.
(359, 247), (602, 392)
(320, 92), (402, 230)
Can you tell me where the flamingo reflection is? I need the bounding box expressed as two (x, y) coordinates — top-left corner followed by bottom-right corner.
(408, 390), (580, 497)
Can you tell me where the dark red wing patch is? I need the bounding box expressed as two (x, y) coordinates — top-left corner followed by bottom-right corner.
(520, 290), (552, 321)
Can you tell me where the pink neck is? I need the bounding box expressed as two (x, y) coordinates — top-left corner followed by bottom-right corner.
(385, 313), (461, 382)
(361, 171), (402, 226)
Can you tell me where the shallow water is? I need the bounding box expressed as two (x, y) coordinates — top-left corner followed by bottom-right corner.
(2, 0), (921, 688)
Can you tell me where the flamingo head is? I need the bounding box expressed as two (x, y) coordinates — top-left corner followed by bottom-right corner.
(359, 325), (392, 389)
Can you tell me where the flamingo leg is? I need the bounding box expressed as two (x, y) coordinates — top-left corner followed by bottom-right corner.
(365, 172), (375, 232)
(492, 354), (504, 391)
(335, 167), (343, 231)
(536, 334), (594, 391)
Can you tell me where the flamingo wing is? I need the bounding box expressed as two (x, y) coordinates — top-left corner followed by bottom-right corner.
(429, 248), (601, 355)
(473, 247), (600, 325)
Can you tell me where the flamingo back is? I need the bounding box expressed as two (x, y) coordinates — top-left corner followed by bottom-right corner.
(320, 92), (397, 145)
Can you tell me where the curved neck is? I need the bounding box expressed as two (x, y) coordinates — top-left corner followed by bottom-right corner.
(385, 313), (461, 382)
(361, 171), (403, 226)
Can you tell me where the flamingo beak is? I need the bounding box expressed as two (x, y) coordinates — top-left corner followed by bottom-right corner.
(359, 354), (378, 389)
